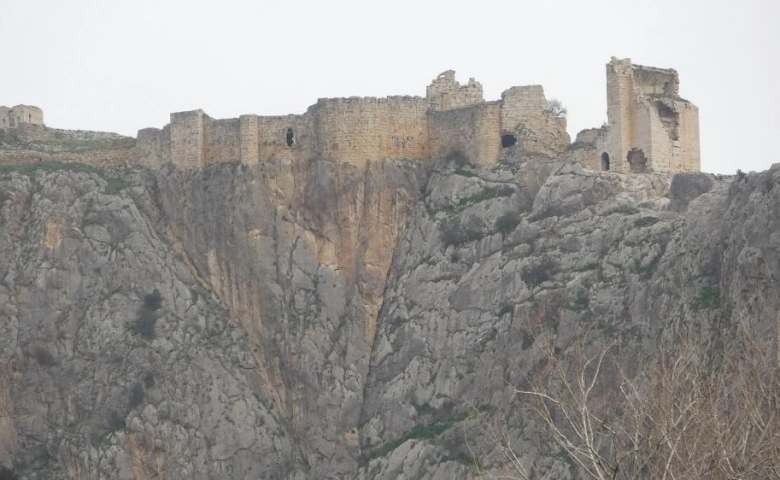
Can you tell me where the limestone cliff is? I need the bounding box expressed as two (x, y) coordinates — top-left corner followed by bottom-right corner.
(0, 152), (778, 478)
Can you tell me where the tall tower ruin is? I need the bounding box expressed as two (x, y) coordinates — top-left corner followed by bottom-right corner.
(598, 58), (700, 173)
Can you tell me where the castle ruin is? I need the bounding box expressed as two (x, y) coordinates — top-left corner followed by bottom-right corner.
(573, 58), (700, 174)
(0, 105), (44, 132)
(136, 70), (570, 170)
(1, 59), (700, 174)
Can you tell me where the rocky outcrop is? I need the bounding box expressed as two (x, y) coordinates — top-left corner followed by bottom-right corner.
(0, 156), (777, 478)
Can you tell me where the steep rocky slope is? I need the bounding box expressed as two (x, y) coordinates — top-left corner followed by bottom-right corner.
(0, 155), (777, 479)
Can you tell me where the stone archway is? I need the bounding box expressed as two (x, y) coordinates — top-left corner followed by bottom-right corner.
(601, 152), (610, 171)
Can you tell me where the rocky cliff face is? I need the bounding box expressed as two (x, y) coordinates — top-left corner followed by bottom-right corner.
(0, 154), (777, 479)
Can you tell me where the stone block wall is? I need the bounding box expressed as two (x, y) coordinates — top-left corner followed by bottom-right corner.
(426, 70), (484, 112)
(256, 114), (315, 164)
(136, 127), (171, 167)
(170, 110), (205, 169)
(204, 118), (241, 166)
(312, 97), (429, 167)
(429, 102), (500, 166)
(500, 86), (570, 157)
(239, 115), (259, 165)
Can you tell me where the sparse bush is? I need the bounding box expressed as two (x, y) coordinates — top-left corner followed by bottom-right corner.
(106, 410), (126, 433)
(128, 383), (144, 409)
(126, 288), (162, 340)
(495, 211), (523, 236)
(445, 149), (471, 167)
(440, 216), (486, 246)
(690, 286), (720, 312)
(521, 257), (558, 287)
(610, 205), (640, 216)
(633, 216), (659, 228)
(143, 289), (162, 311)
(0, 467), (18, 480)
(547, 98), (568, 118)
(370, 410), (469, 459)
(32, 346), (57, 366)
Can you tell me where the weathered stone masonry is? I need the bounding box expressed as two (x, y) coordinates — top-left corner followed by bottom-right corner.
(3, 59), (701, 174)
(578, 58), (700, 174)
(136, 70), (571, 169)
(0, 105), (43, 132)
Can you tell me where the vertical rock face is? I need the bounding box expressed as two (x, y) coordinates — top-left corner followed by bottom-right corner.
(153, 158), (428, 476)
(0, 157), (778, 478)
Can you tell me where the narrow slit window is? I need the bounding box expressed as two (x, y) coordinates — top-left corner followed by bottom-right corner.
(286, 128), (294, 147)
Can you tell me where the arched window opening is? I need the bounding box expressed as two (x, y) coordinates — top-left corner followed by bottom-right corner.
(601, 152), (610, 171)
(285, 128), (294, 147)
(501, 134), (517, 148)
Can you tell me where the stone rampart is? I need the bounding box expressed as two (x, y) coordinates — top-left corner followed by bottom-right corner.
(312, 97), (429, 167)
(170, 110), (205, 169)
(429, 102), (501, 165)
(1, 61), (700, 175)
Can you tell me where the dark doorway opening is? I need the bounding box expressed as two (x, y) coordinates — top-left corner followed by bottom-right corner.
(501, 134), (517, 148)
(627, 148), (648, 173)
(601, 152), (610, 171)
(285, 128), (294, 147)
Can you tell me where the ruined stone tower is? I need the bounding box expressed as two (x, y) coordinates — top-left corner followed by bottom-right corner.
(0, 105), (44, 132)
(596, 57), (700, 173)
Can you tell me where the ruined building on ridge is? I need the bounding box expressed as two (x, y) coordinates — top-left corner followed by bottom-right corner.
(0, 105), (44, 132)
(573, 58), (700, 173)
(1, 58), (700, 174)
(136, 70), (570, 170)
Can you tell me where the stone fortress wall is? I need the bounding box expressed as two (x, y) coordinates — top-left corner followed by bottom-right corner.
(136, 70), (571, 169)
(2, 59), (700, 175)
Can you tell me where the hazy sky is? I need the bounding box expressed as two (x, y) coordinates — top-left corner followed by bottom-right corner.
(1, 0), (778, 174)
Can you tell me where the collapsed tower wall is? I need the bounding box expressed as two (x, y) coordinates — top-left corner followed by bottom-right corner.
(595, 58), (700, 174)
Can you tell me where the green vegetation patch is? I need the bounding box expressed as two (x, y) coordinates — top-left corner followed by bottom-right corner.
(453, 167), (477, 178)
(452, 185), (514, 211)
(690, 286), (721, 312)
(126, 289), (162, 340)
(609, 205), (640, 216)
(495, 211), (523, 236)
(0, 160), (132, 194)
(634, 216), (659, 228)
(370, 411), (469, 459)
(440, 216), (486, 246)
(521, 257), (559, 287)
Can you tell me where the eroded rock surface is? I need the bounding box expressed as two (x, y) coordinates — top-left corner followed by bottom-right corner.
(1, 158), (778, 478)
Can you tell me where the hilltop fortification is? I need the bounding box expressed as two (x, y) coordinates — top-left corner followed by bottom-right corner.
(571, 57), (700, 174)
(1, 58), (701, 174)
(136, 70), (570, 170)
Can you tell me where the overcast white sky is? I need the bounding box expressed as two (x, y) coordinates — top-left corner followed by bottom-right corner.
(1, 0), (778, 174)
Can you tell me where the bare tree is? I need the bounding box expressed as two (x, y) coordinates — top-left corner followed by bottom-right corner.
(547, 99), (568, 118)
(513, 317), (780, 479)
